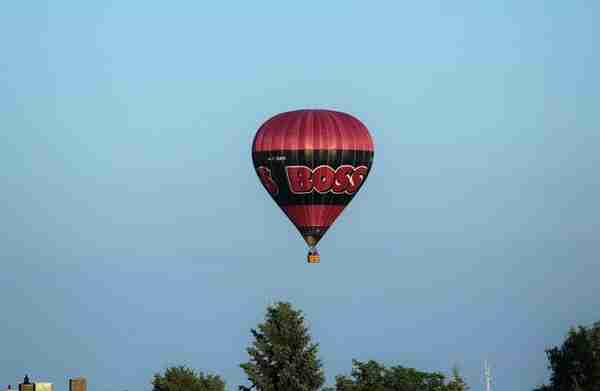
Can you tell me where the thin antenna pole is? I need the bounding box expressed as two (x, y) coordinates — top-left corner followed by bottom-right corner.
(484, 360), (492, 391)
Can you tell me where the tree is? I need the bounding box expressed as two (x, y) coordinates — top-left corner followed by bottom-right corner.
(446, 366), (468, 391)
(152, 365), (226, 391)
(239, 301), (325, 391)
(534, 321), (600, 391)
(333, 359), (467, 391)
(334, 360), (387, 391)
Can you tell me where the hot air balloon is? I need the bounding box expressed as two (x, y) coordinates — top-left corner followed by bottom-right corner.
(251, 109), (374, 263)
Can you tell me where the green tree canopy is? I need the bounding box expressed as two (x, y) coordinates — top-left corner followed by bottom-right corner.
(239, 301), (325, 391)
(333, 359), (468, 391)
(152, 365), (226, 391)
(534, 321), (600, 391)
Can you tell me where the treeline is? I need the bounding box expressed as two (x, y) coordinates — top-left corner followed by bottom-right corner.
(150, 302), (599, 391)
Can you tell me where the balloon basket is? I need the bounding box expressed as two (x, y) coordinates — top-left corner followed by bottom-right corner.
(307, 248), (320, 264)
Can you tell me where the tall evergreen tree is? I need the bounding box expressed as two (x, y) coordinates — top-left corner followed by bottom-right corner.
(239, 301), (325, 391)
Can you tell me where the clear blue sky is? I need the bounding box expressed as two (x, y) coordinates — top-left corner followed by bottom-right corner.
(1, 2), (598, 390)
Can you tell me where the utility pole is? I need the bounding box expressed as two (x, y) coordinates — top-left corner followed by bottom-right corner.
(484, 360), (492, 391)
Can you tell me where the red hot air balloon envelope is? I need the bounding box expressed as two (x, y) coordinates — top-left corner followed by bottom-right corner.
(252, 109), (375, 264)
